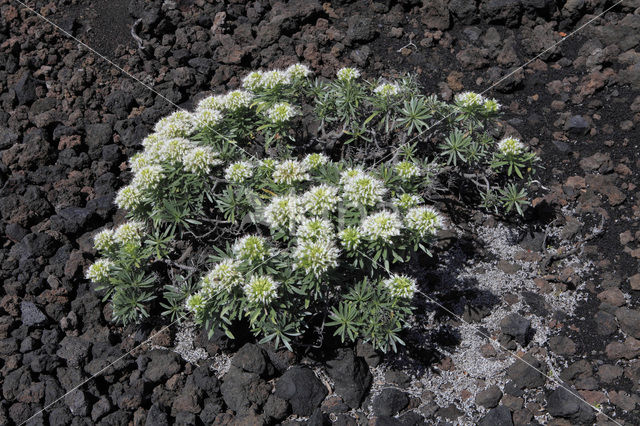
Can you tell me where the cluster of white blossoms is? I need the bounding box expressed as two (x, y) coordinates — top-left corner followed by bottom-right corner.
(302, 184), (340, 215)
(115, 185), (143, 211)
(225, 161), (254, 183)
(243, 275), (279, 304)
(497, 136), (525, 156)
(339, 226), (361, 252)
(196, 94), (226, 112)
(454, 91), (501, 113)
(337, 67), (360, 83)
(264, 194), (305, 231)
(395, 161), (421, 180)
(93, 229), (116, 252)
(185, 293), (206, 316)
(382, 274), (417, 299)
(224, 90), (254, 111)
(360, 211), (402, 243)
(302, 153), (329, 169)
(241, 64), (312, 91)
(266, 102), (297, 123)
(296, 217), (333, 242)
(393, 193), (423, 210)
(272, 159), (309, 185)
(201, 259), (243, 295)
(113, 221), (146, 246)
(194, 108), (223, 131)
(373, 83), (400, 97)
(405, 206), (443, 238)
(154, 111), (194, 138)
(233, 235), (271, 262)
(341, 169), (387, 207)
(132, 165), (164, 191)
(85, 258), (115, 282)
(293, 239), (340, 277)
(182, 147), (222, 175)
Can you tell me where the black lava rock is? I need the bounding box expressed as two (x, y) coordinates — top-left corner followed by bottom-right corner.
(20, 301), (47, 326)
(137, 349), (181, 382)
(326, 348), (372, 408)
(564, 115), (590, 136)
(500, 313), (532, 346)
(274, 366), (328, 416)
(231, 343), (273, 376)
(220, 366), (271, 414)
(372, 388), (410, 417)
(506, 354), (546, 389)
(478, 405), (513, 426)
(546, 386), (595, 424)
(475, 385), (503, 408)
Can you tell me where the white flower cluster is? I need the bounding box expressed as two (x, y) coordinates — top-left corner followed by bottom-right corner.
(185, 293), (206, 316)
(224, 90), (253, 111)
(263, 194), (304, 231)
(272, 159), (309, 185)
(243, 275), (279, 304)
(266, 102), (297, 123)
(302, 153), (329, 169)
(194, 108), (223, 131)
(405, 206), (443, 238)
(241, 64), (311, 91)
(196, 94), (226, 112)
(154, 111), (194, 138)
(341, 169), (386, 207)
(296, 217), (333, 242)
(115, 184), (143, 211)
(339, 227), (361, 252)
(395, 161), (421, 180)
(373, 83), (400, 97)
(233, 235), (270, 262)
(85, 258), (114, 282)
(360, 211), (402, 243)
(293, 239), (340, 277)
(393, 193), (423, 210)
(302, 184), (340, 216)
(132, 165), (164, 191)
(113, 221), (145, 246)
(454, 91), (501, 113)
(382, 274), (417, 299)
(93, 229), (116, 252)
(225, 161), (254, 183)
(337, 67), (360, 83)
(497, 137), (525, 156)
(201, 259), (243, 295)
(182, 147), (222, 175)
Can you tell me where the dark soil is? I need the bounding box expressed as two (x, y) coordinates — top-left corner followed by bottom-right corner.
(1, 0), (640, 425)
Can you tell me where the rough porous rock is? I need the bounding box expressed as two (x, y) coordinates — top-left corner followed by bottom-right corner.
(326, 348), (372, 408)
(274, 366), (327, 416)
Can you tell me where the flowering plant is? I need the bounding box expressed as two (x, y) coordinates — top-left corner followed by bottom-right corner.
(87, 65), (539, 352)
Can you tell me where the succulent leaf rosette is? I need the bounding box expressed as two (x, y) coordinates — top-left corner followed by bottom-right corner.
(86, 64), (538, 352)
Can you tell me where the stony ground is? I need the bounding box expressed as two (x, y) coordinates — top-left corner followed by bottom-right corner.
(1, 0), (640, 425)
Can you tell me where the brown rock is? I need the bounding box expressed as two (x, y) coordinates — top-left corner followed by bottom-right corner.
(606, 337), (640, 360)
(620, 230), (635, 245)
(629, 274), (640, 291)
(597, 288), (625, 307)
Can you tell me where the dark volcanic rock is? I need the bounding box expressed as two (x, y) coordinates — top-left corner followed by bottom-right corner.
(546, 386), (595, 424)
(20, 301), (47, 326)
(372, 388), (410, 417)
(326, 348), (372, 408)
(506, 354), (546, 389)
(221, 366), (271, 414)
(478, 405), (513, 426)
(615, 308), (640, 338)
(564, 115), (590, 136)
(138, 349), (181, 382)
(275, 366), (327, 416)
(500, 313), (532, 346)
(231, 343), (273, 376)
(476, 385), (503, 408)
